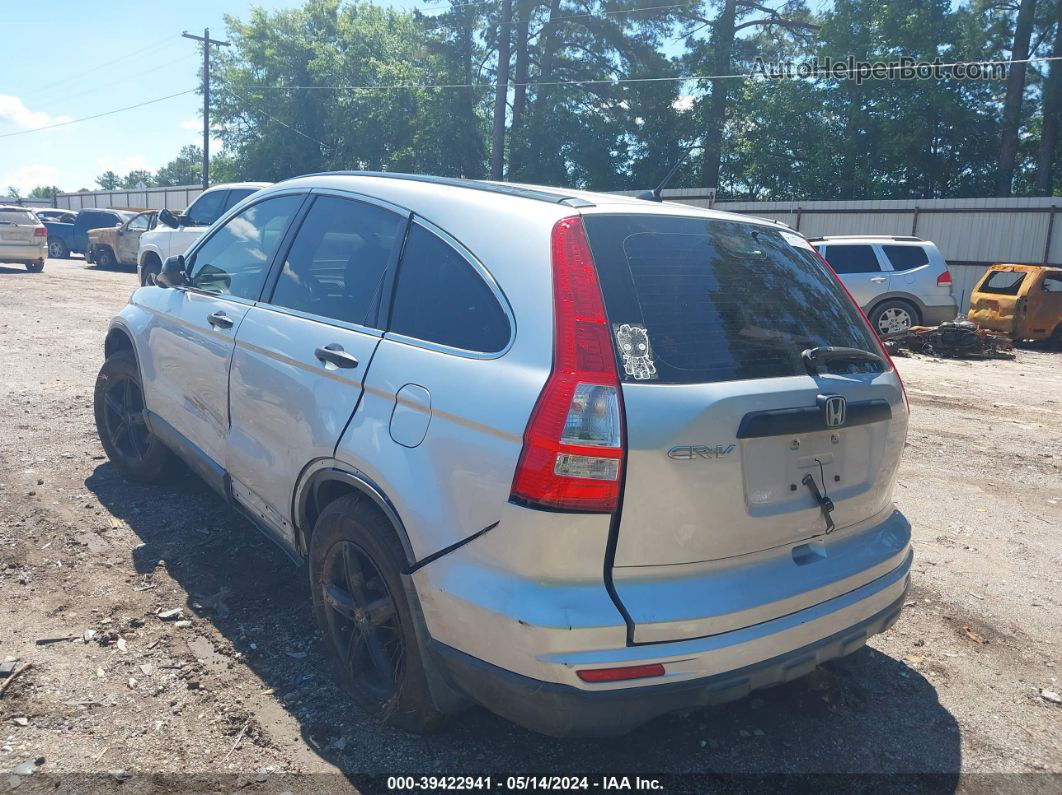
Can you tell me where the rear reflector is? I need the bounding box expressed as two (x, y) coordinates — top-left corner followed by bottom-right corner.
(34, 226), (46, 237)
(509, 216), (625, 513)
(937, 270), (952, 286)
(577, 663), (665, 683)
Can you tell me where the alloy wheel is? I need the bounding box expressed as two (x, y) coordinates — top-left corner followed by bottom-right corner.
(48, 241), (65, 258)
(877, 307), (913, 335)
(321, 541), (403, 703)
(102, 375), (150, 461)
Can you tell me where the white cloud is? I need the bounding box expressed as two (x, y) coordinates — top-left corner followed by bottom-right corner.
(179, 118), (200, 130)
(672, 95), (695, 112)
(0, 95), (71, 129)
(2, 163), (61, 193)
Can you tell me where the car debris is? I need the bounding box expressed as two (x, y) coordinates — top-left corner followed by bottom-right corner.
(1040, 689), (1061, 705)
(883, 319), (1015, 358)
(157, 608), (183, 621)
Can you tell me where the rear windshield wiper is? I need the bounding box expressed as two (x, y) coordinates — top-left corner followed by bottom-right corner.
(802, 346), (884, 374)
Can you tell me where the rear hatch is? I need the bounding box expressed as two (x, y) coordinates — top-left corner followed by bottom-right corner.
(968, 267), (1028, 335)
(582, 213), (909, 640)
(0, 208), (39, 251)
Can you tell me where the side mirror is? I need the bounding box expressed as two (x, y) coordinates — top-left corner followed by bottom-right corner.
(158, 209), (179, 229)
(157, 255), (187, 289)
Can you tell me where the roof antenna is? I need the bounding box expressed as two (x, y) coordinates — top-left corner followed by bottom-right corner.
(638, 145), (702, 202)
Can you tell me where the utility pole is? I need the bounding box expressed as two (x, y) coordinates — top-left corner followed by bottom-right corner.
(182, 28), (229, 190)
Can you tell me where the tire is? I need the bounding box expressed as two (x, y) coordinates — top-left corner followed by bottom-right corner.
(26, 261), (44, 273)
(869, 299), (921, 336)
(97, 247), (117, 269)
(93, 350), (172, 482)
(140, 255), (161, 287)
(48, 237), (69, 259)
(309, 494), (445, 734)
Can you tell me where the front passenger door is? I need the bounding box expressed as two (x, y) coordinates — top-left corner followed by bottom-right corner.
(226, 193), (408, 545)
(138, 194), (305, 477)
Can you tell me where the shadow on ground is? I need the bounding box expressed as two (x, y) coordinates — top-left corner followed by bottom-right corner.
(86, 461), (961, 788)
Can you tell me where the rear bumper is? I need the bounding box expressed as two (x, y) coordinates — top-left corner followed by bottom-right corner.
(432, 573), (910, 737)
(0, 243), (47, 262)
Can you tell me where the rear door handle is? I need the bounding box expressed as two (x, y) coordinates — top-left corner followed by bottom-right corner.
(870, 276), (888, 283)
(207, 311), (233, 329)
(315, 343), (359, 369)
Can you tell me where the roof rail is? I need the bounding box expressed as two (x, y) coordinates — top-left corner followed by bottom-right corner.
(286, 171), (595, 208)
(807, 235), (924, 242)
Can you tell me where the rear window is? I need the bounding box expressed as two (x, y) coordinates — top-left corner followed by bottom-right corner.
(0, 209), (37, 224)
(821, 244), (881, 274)
(979, 271), (1025, 295)
(584, 215), (883, 384)
(882, 245), (929, 271)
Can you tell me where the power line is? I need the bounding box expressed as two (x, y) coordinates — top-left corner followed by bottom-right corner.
(227, 91), (331, 150)
(0, 89), (197, 139)
(223, 54), (1062, 94)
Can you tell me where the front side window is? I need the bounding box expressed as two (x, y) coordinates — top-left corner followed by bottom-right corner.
(979, 270), (1025, 295)
(269, 196), (405, 327)
(882, 245), (929, 272)
(127, 214), (150, 232)
(821, 244), (882, 274)
(585, 215), (883, 384)
(184, 190), (227, 227)
(189, 195), (302, 300)
(389, 224), (510, 353)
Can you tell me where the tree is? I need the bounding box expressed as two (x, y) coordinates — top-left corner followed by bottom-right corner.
(1035, 0), (1062, 194)
(6, 187), (20, 200)
(490, 0), (514, 179)
(996, 0), (1039, 195)
(154, 145), (203, 186)
(95, 171), (120, 190)
(120, 170), (155, 189)
(28, 185), (61, 199)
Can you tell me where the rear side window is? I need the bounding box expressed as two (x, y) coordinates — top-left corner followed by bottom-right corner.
(389, 224), (510, 353)
(882, 245), (929, 271)
(185, 190), (227, 226)
(821, 244), (881, 274)
(0, 209), (36, 224)
(223, 188), (257, 211)
(979, 271), (1025, 295)
(84, 212), (122, 230)
(269, 196), (405, 328)
(584, 215), (882, 384)
(1043, 274), (1062, 293)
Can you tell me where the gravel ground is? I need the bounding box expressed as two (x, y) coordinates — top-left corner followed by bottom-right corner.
(0, 257), (1059, 791)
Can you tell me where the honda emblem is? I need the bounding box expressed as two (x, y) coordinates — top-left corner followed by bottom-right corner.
(821, 395), (847, 428)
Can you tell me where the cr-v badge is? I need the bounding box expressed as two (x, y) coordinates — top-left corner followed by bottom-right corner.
(667, 444), (736, 460)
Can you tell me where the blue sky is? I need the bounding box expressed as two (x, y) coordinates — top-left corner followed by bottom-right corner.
(0, 0), (425, 194)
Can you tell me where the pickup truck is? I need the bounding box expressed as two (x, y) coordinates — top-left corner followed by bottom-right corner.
(45, 208), (137, 259)
(85, 211), (158, 269)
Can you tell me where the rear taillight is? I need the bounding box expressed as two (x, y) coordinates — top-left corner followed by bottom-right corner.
(34, 226), (46, 237)
(509, 216), (624, 513)
(811, 245), (909, 412)
(936, 270), (952, 287)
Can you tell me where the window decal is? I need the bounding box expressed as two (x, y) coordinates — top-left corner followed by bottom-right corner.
(614, 323), (657, 381)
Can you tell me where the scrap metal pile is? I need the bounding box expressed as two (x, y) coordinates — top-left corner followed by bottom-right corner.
(883, 319), (1015, 358)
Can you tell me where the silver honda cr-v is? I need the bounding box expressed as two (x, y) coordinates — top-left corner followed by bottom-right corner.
(94, 173), (912, 737)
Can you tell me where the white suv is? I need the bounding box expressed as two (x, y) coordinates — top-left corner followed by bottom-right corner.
(95, 173), (912, 736)
(811, 236), (957, 335)
(137, 182), (269, 285)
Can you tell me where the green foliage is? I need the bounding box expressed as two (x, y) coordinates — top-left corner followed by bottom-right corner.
(189, 0), (1057, 197)
(154, 145), (203, 187)
(95, 170), (120, 190)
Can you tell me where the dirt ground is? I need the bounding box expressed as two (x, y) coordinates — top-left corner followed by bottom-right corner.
(0, 257), (1059, 792)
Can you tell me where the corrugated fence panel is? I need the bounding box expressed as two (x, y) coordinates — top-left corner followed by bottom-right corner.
(917, 211), (1050, 264)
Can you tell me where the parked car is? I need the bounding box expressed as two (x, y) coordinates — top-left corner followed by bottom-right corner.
(86, 211), (158, 269)
(810, 235), (957, 335)
(95, 173), (912, 737)
(137, 182), (269, 286)
(44, 208), (136, 259)
(968, 264), (1062, 347)
(35, 208), (77, 224)
(0, 205), (47, 271)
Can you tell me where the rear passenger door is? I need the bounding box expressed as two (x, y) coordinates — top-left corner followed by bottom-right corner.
(337, 219), (515, 560)
(226, 192), (408, 546)
(819, 244), (889, 308)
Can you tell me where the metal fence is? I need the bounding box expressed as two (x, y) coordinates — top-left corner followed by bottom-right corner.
(55, 184), (205, 212)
